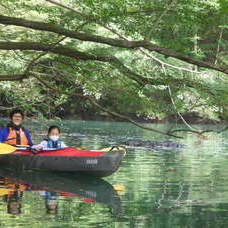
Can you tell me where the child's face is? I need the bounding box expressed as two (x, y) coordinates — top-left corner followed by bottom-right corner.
(49, 129), (60, 137)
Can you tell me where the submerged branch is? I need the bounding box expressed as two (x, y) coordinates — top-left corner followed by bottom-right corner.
(31, 73), (182, 138)
(0, 71), (218, 138)
(30, 73), (215, 139)
(86, 97), (183, 138)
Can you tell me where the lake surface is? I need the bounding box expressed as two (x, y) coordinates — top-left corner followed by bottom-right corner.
(0, 120), (228, 227)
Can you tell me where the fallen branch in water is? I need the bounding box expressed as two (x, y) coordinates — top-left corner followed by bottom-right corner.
(0, 70), (217, 138)
(32, 72), (183, 138)
(167, 129), (213, 134)
(31, 71), (218, 139)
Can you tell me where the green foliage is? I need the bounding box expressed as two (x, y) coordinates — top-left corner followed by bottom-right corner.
(0, 0), (227, 121)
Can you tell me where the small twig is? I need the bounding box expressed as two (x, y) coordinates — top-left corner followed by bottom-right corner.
(140, 49), (204, 74)
(24, 21), (88, 75)
(168, 129), (213, 135)
(167, 85), (199, 132)
(46, 0), (86, 18)
(161, 63), (202, 134)
(24, 36), (67, 75)
(0, 106), (15, 110)
(145, 0), (176, 41)
(87, 96), (183, 138)
(215, 27), (224, 65)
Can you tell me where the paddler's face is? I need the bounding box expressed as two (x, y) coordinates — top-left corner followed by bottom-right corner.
(49, 129), (60, 137)
(12, 113), (23, 126)
(8, 201), (21, 214)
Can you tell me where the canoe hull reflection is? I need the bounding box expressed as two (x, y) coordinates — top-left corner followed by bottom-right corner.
(0, 169), (121, 214)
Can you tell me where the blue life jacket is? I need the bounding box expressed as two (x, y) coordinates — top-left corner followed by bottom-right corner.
(45, 138), (62, 149)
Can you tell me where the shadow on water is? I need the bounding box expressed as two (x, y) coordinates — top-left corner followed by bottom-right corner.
(0, 168), (121, 216)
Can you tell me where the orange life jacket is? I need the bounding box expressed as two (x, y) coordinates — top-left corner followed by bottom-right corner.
(5, 128), (29, 145)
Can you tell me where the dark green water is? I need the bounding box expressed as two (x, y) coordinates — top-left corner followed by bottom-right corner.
(0, 120), (228, 227)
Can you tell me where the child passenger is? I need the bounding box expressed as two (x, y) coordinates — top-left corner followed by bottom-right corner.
(33, 125), (67, 150)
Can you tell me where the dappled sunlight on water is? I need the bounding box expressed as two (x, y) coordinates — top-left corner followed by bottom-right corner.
(0, 120), (228, 227)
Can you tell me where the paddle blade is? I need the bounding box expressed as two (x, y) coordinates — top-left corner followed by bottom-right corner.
(0, 143), (17, 154)
(0, 188), (15, 196)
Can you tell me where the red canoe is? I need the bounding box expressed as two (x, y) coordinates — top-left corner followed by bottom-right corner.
(0, 147), (126, 177)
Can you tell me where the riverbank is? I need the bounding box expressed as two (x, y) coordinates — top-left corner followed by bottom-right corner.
(0, 110), (223, 125)
(61, 111), (222, 125)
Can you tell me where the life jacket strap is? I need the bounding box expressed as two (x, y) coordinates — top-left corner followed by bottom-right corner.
(4, 137), (17, 142)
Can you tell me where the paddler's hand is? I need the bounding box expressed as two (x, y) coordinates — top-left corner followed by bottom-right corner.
(32, 145), (43, 151)
(31, 146), (42, 154)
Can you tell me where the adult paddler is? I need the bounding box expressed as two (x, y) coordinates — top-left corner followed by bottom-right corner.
(0, 109), (33, 146)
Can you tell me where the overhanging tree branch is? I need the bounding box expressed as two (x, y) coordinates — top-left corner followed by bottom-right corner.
(0, 41), (217, 98)
(0, 15), (144, 48)
(33, 72), (217, 138)
(0, 74), (29, 81)
(31, 72), (183, 138)
(45, 0), (214, 79)
(24, 36), (67, 75)
(45, 0), (222, 76)
(0, 14), (227, 74)
(144, 44), (228, 74)
(0, 41), (156, 86)
(0, 70), (216, 138)
(101, 25), (205, 74)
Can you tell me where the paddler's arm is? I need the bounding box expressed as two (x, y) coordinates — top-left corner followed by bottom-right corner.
(0, 128), (8, 143)
(31, 140), (47, 150)
(32, 140), (48, 150)
(0, 128), (4, 142)
(23, 128), (33, 146)
(61, 142), (68, 148)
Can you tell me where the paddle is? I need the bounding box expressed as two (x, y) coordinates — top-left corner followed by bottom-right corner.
(0, 143), (126, 155)
(0, 143), (30, 154)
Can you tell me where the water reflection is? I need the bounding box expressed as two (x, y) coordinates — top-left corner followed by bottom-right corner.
(0, 181), (24, 215)
(2, 120), (228, 227)
(0, 169), (121, 217)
